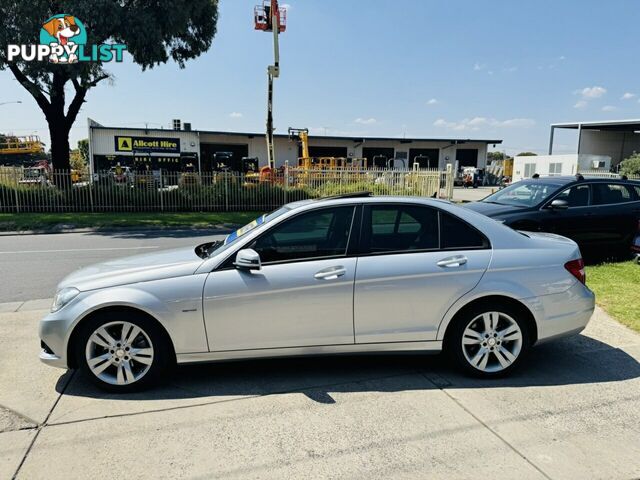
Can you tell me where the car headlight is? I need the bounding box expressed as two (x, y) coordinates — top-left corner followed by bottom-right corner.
(51, 287), (80, 313)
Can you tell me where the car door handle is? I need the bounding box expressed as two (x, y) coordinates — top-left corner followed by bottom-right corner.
(314, 266), (346, 280)
(437, 255), (468, 268)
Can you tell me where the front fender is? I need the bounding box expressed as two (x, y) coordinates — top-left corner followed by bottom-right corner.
(40, 275), (209, 369)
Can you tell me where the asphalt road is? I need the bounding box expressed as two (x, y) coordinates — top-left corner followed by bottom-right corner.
(0, 230), (227, 303)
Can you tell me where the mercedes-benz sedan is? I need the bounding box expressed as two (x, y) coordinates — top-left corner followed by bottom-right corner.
(39, 194), (595, 391)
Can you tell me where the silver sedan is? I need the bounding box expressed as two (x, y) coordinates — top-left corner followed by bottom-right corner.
(39, 194), (595, 391)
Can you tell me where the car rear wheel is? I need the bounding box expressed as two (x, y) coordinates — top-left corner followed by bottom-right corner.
(448, 305), (530, 377)
(76, 313), (171, 392)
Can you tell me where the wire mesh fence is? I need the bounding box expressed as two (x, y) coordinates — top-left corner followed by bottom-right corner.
(0, 166), (454, 213)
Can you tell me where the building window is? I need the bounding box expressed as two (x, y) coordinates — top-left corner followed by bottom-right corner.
(548, 163), (562, 176)
(524, 163), (537, 178)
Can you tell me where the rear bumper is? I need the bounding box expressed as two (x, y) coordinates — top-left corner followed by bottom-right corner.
(523, 281), (595, 344)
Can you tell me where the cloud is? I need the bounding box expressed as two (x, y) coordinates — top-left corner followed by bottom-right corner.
(354, 117), (377, 125)
(574, 100), (588, 109)
(473, 62), (486, 71)
(433, 117), (535, 131)
(621, 92), (636, 100)
(426, 98), (438, 106)
(502, 66), (518, 73)
(602, 105), (617, 112)
(575, 86), (607, 98)
(229, 112), (243, 118)
(558, 55), (566, 61)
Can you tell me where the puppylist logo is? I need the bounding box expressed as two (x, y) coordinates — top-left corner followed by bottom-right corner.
(7, 14), (126, 64)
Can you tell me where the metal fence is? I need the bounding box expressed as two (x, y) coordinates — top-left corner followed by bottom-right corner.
(0, 166), (454, 213)
(577, 169), (640, 180)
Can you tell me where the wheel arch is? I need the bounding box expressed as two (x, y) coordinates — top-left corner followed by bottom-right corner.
(66, 305), (176, 369)
(440, 295), (538, 349)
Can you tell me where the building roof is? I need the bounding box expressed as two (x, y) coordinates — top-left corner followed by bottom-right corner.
(551, 119), (640, 132)
(89, 124), (502, 145)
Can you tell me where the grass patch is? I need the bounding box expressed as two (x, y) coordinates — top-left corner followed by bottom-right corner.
(0, 212), (261, 232)
(586, 261), (640, 333)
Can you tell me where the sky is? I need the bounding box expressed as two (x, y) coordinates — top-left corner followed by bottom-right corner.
(1, 0), (638, 156)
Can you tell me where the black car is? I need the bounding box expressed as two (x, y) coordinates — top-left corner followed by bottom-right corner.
(465, 175), (640, 257)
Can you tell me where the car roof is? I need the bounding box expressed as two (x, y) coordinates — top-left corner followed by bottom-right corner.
(287, 195), (453, 210)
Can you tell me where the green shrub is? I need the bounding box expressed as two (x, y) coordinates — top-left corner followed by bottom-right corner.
(619, 153), (640, 176)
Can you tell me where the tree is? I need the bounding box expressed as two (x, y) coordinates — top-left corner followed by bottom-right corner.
(487, 151), (506, 161)
(619, 152), (640, 176)
(0, 1), (219, 172)
(515, 152), (538, 157)
(77, 138), (89, 164)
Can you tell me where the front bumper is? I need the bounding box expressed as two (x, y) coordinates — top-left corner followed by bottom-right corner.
(39, 310), (74, 369)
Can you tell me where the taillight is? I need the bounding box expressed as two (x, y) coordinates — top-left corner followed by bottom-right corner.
(565, 258), (586, 284)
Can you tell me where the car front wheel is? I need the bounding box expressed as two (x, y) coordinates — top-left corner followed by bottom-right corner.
(76, 313), (170, 392)
(448, 305), (530, 377)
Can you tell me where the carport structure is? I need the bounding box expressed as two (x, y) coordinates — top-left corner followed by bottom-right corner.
(549, 119), (640, 166)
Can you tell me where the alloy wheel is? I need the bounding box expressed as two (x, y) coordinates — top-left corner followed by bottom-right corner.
(85, 321), (154, 386)
(461, 311), (523, 373)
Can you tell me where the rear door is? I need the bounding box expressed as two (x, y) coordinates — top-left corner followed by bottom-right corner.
(588, 183), (640, 246)
(353, 204), (491, 343)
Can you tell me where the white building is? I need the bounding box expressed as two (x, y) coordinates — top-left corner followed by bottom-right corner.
(512, 119), (640, 182)
(87, 120), (502, 173)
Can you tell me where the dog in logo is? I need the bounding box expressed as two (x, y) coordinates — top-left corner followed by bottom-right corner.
(42, 16), (80, 63)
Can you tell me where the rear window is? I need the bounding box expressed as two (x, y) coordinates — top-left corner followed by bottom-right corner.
(364, 205), (439, 254)
(592, 184), (633, 205)
(440, 212), (489, 250)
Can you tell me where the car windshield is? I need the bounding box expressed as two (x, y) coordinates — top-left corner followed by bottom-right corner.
(202, 206), (291, 258)
(482, 180), (561, 207)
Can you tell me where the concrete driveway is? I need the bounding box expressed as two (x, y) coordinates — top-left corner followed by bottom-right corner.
(1, 304), (639, 480)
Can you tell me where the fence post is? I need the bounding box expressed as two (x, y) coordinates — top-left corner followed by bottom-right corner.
(159, 169), (164, 212)
(284, 161), (289, 205)
(88, 172), (95, 212)
(224, 173), (229, 212)
(445, 163), (454, 200)
(13, 168), (20, 213)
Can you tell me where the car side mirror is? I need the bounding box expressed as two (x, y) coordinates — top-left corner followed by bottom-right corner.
(549, 199), (569, 210)
(234, 248), (261, 270)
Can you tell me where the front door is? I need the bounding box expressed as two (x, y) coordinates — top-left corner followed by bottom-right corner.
(541, 183), (593, 246)
(203, 206), (357, 351)
(354, 204), (491, 343)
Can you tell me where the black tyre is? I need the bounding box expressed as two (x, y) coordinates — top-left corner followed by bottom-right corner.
(447, 303), (531, 378)
(75, 311), (172, 392)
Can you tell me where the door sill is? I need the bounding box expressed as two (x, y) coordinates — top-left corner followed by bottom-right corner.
(177, 340), (443, 364)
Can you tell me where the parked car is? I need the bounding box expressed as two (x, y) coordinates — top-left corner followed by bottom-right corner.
(465, 176), (640, 258)
(632, 228), (640, 263)
(39, 193), (594, 392)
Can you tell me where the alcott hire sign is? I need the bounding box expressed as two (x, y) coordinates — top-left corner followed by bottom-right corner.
(115, 136), (181, 154)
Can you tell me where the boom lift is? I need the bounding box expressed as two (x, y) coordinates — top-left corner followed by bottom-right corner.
(254, 0), (287, 170)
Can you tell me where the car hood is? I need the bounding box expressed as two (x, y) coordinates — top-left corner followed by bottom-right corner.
(57, 246), (204, 292)
(463, 201), (522, 217)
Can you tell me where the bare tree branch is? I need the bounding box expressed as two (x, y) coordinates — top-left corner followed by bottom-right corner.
(8, 64), (51, 114)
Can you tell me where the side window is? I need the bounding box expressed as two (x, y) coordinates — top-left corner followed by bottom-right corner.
(554, 184), (589, 207)
(250, 206), (355, 263)
(364, 205), (439, 254)
(592, 184), (633, 205)
(440, 212), (488, 250)
(634, 185), (640, 200)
